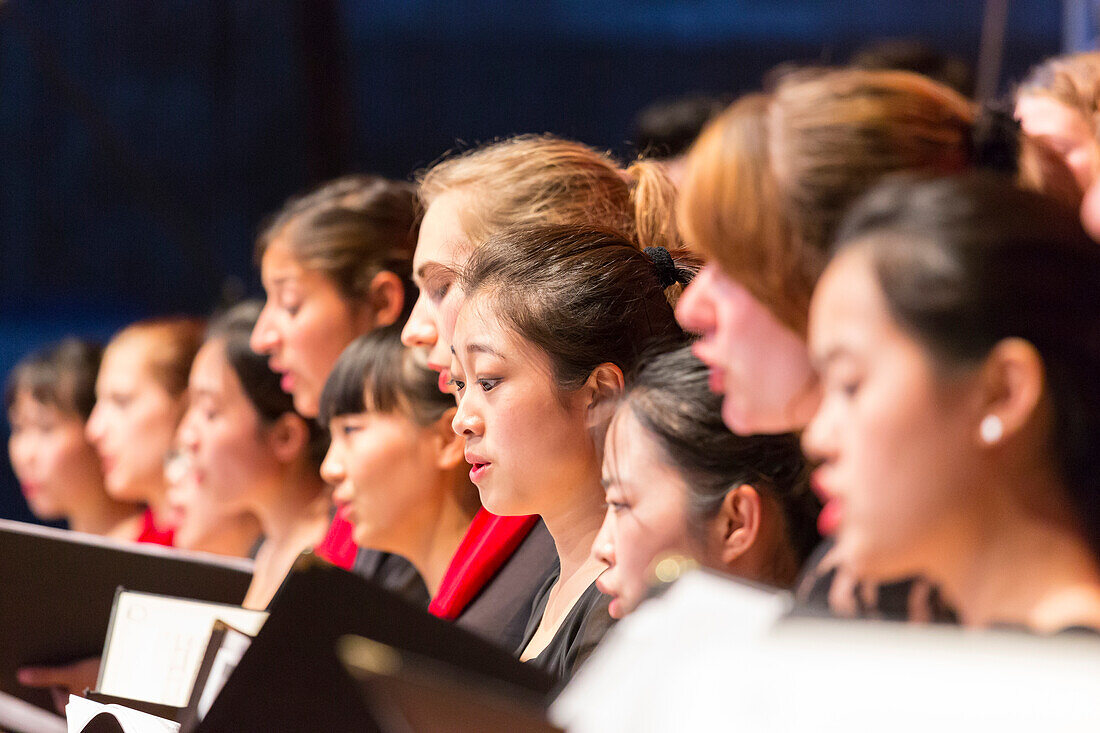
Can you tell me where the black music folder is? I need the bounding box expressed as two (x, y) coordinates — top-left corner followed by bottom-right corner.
(192, 554), (554, 732)
(338, 635), (561, 733)
(0, 519), (254, 714)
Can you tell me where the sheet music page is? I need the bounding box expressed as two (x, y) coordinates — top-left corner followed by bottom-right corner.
(97, 592), (266, 707)
(65, 696), (179, 733)
(195, 627), (252, 720)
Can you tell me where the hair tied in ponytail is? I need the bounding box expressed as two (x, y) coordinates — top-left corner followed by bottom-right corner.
(644, 246), (684, 288)
(969, 104), (1021, 176)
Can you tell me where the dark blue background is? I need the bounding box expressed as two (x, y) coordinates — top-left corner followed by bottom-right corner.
(0, 0), (1064, 522)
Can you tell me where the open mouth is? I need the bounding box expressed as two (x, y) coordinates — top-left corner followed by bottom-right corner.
(469, 462), (491, 482)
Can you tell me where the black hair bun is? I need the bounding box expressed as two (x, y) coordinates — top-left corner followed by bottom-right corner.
(969, 104), (1021, 176)
(645, 246), (680, 288)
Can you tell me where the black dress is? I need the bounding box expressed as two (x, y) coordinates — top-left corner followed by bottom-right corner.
(518, 566), (616, 682)
(351, 548), (431, 608)
(454, 519), (559, 652)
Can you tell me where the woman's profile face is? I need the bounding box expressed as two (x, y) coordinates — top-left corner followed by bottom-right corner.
(402, 191), (473, 384)
(252, 237), (373, 418)
(676, 262), (819, 435)
(175, 339), (278, 514)
(321, 408), (446, 552)
(449, 295), (594, 517)
(1016, 94), (1100, 191)
(593, 407), (692, 619)
(801, 247), (979, 582)
(8, 391), (102, 520)
(164, 448), (252, 551)
(85, 338), (184, 503)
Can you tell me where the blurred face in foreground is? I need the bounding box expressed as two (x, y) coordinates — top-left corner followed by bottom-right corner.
(802, 246), (980, 582)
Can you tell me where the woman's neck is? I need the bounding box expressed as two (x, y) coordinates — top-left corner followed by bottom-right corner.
(142, 479), (172, 529)
(66, 478), (142, 537)
(938, 508), (1100, 633)
(540, 474), (607, 582)
(250, 467), (329, 548)
(403, 473), (478, 596)
(195, 515), (263, 558)
(241, 468), (330, 611)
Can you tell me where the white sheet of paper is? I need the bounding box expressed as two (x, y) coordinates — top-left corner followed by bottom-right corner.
(554, 570), (1100, 732)
(97, 591), (266, 707)
(65, 695), (179, 733)
(0, 689), (66, 733)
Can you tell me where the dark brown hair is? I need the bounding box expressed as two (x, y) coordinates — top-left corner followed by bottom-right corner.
(256, 175), (419, 312)
(5, 339), (103, 420)
(622, 344), (821, 573)
(461, 225), (691, 392)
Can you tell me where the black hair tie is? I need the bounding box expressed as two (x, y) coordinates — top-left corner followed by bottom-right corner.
(645, 246), (679, 288)
(969, 104), (1021, 176)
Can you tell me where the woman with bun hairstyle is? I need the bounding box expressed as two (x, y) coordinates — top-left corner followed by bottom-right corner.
(450, 224), (691, 680)
(319, 326), (555, 643)
(249, 175), (419, 572)
(398, 135), (682, 631)
(593, 344), (821, 619)
(179, 301), (342, 609)
(6, 339), (142, 538)
(803, 173), (1100, 632)
(85, 317), (204, 546)
(406, 133), (680, 380)
(676, 75), (1078, 437)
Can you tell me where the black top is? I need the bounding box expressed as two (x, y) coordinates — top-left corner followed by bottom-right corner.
(454, 519), (559, 652)
(795, 538), (957, 623)
(351, 548), (431, 609)
(519, 566), (616, 682)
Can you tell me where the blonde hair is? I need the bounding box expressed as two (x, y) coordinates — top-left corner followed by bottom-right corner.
(417, 134), (679, 253)
(1018, 51), (1100, 130)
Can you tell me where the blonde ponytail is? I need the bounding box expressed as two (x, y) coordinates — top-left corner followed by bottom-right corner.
(626, 159), (681, 252)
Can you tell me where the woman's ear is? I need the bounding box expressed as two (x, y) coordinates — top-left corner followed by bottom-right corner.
(367, 270), (406, 329)
(709, 484), (763, 569)
(973, 337), (1045, 448)
(267, 413), (310, 464)
(432, 407), (465, 470)
(583, 363), (625, 431)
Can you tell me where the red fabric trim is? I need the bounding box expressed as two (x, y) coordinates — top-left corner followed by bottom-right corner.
(429, 509), (539, 621)
(136, 507), (174, 546)
(314, 506), (358, 569)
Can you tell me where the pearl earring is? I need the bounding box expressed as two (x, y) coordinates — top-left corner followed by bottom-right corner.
(979, 414), (1004, 445)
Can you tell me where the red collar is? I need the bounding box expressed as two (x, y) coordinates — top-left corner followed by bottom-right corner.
(429, 509), (539, 620)
(314, 506), (358, 570)
(136, 507), (174, 546)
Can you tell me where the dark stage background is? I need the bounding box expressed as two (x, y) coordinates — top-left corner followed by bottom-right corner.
(0, 0), (1064, 521)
